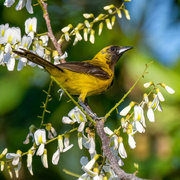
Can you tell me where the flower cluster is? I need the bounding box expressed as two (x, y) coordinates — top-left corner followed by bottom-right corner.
(0, 123), (75, 178)
(119, 82), (175, 149)
(58, 2), (131, 45)
(4, 0), (34, 14)
(62, 107), (96, 158)
(0, 17), (68, 72)
(0, 17), (50, 71)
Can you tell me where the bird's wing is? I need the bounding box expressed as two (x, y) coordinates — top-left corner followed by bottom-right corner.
(57, 62), (110, 79)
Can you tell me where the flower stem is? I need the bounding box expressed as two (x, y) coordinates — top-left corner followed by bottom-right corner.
(105, 61), (154, 119)
(39, 79), (53, 129)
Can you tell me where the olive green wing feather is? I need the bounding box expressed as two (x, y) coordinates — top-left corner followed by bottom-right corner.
(57, 62), (110, 79)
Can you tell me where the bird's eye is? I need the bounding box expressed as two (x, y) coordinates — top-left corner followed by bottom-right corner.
(110, 46), (116, 52)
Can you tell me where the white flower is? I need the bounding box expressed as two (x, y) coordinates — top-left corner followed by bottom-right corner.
(128, 132), (136, 149)
(23, 125), (36, 144)
(3, 43), (15, 71)
(143, 93), (149, 104)
(34, 129), (46, 156)
(27, 149), (33, 175)
(54, 51), (68, 65)
(39, 35), (48, 46)
(143, 81), (153, 88)
(75, 30), (82, 41)
(88, 135), (96, 155)
(52, 136), (73, 165)
(41, 149), (48, 168)
(0, 148), (8, 158)
(52, 149), (60, 165)
(147, 108), (155, 122)
(82, 132), (96, 158)
(16, 0), (33, 14)
(4, 27), (21, 45)
(105, 19), (112, 29)
(6, 150), (22, 166)
(63, 144), (73, 152)
(64, 134), (70, 148)
(62, 116), (74, 124)
(25, 17), (37, 39)
(133, 121), (145, 133)
(17, 55), (28, 71)
(89, 29), (95, 44)
(4, 0), (33, 14)
(81, 154), (100, 173)
(104, 127), (118, 149)
(52, 144), (74, 165)
(21, 35), (32, 48)
(165, 86), (175, 94)
(58, 135), (63, 152)
(120, 101), (135, 116)
(161, 83), (175, 94)
(78, 132), (83, 149)
(1, 161), (5, 171)
(45, 123), (57, 139)
(0, 23), (9, 44)
(134, 105), (144, 122)
(14, 161), (21, 178)
(4, 0), (15, 7)
(156, 88), (165, 102)
(83, 28), (88, 41)
(147, 95), (162, 122)
(118, 137), (127, 159)
(0, 51), (4, 65)
(65, 106), (87, 132)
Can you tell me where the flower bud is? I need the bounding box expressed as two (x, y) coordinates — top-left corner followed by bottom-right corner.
(111, 16), (116, 27)
(144, 81), (153, 88)
(94, 14), (105, 21)
(123, 9), (130, 20)
(89, 29), (95, 44)
(98, 22), (103, 35)
(120, 101), (136, 116)
(104, 4), (115, 10)
(105, 19), (112, 29)
(117, 9), (122, 18)
(61, 24), (73, 33)
(160, 83), (175, 94)
(156, 88), (165, 102)
(143, 93), (149, 104)
(83, 13), (94, 19)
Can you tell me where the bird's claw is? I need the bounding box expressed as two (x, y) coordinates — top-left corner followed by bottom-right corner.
(79, 101), (106, 121)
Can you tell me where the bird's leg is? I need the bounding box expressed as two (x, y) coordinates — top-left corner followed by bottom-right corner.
(79, 99), (104, 121)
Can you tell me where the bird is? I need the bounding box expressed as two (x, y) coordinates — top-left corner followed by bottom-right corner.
(14, 45), (133, 118)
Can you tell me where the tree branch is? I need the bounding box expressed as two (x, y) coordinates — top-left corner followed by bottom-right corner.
(39, 0), (66, 63)
(95, 120), (147, 180)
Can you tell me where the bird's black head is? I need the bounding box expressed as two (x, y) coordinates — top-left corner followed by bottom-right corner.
(104, 45), (133, 70)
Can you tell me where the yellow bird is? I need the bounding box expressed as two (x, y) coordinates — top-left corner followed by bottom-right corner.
(14, 46), (132, 117)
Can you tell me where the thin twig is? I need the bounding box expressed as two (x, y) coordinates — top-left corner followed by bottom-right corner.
(39, 79), (53, 129)
(105, 61), (153, 119)
(38, 0), (66, 63)
(63, 169), (80, 178)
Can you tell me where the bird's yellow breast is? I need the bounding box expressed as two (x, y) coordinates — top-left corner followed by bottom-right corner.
(54, 69), (113, 97)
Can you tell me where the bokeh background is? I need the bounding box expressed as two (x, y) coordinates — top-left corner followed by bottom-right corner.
(0, 0), (180, 179)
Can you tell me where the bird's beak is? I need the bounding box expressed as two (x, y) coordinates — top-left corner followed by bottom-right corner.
(118, 46), (133, 54)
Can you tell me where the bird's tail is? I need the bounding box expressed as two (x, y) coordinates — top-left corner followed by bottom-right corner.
(13, 48), (63, 73)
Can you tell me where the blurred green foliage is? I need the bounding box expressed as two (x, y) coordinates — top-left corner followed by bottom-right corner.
(0, 0), (180, 180)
